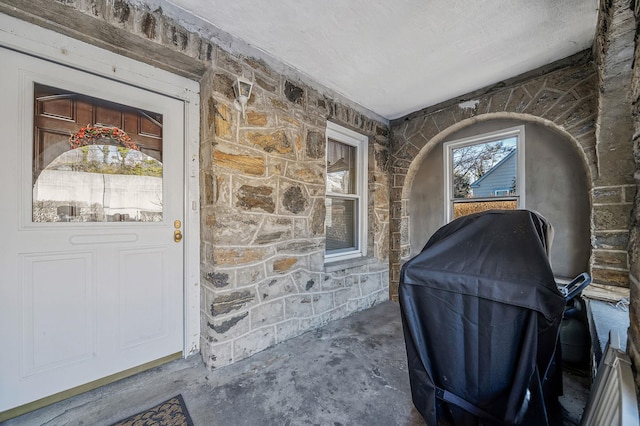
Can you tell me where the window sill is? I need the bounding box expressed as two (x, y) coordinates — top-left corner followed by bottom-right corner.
(324, 255), (379, 273)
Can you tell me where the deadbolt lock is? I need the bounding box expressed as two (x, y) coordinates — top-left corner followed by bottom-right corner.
(174, 230), (183, 243)
(174, 220), (182, 229)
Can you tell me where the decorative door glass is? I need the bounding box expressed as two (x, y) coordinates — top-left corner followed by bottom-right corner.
(32, 84), (164, 222)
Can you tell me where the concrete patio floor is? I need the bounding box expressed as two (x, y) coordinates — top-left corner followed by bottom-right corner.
(4, 301), (588, 426)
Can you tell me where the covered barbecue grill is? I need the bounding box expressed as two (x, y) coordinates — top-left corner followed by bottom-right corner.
(399, 210), (567, 425)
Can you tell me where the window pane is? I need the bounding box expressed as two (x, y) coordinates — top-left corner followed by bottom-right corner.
(452, 137), (517, 199)
(453, 199), (517, 219)
(325, 197), (356, 251)
(32, 84), (164, 223)
(326, 139), (356, 194)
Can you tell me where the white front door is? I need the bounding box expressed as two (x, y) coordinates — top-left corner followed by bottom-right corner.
(0, 47), (186, 412)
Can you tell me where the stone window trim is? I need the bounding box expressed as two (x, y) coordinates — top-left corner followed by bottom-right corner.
(443, 125), (526, 222)
(325, 121), (368, 263)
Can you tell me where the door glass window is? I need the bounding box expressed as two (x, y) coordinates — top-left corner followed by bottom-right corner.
(32, 84), (163, 223)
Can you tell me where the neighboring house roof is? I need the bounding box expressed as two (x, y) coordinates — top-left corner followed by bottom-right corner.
(470, 149), (516, 188)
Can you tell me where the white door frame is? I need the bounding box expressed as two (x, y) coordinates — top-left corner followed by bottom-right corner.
(0, 13), (201, 357)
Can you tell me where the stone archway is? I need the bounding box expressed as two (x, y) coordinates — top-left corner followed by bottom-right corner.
(403, 114), (592, 279)
(387, 59), (619, 300)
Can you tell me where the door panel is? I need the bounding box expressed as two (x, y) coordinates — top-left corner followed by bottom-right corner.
(0, 47), (185, 412)
(118, 248), (169, 348)
(22, 252), (95, 374)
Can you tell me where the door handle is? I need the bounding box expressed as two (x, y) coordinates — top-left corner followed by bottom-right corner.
(174, 219), (182, 243)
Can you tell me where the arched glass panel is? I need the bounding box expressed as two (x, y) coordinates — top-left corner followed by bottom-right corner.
(33, 145), (162, 222)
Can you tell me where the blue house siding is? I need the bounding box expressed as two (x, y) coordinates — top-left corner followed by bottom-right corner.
(470, 150), (516, 197)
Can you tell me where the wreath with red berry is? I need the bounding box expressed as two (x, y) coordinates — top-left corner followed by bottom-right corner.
(69, 125), (138, 150)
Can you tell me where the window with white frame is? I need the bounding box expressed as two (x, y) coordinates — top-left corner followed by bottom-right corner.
(325, 122), (368, 261)
(444, 126), (525, 221)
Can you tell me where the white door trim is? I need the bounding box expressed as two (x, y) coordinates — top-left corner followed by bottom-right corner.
(0, 13), (201, 357)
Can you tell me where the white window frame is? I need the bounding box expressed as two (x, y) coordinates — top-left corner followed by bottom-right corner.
(325, 122), (368, 262)
(443, 125), (525, 222)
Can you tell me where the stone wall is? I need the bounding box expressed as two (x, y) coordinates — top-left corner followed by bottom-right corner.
(628, 0), (640, 388)
(0, 0), (390, 369)
(592, 0), (636, 290)
(199, 56), (390, 368)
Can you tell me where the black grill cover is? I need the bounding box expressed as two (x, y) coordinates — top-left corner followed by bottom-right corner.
(399, 210), (566, 425)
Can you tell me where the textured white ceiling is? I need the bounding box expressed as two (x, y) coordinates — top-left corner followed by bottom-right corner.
(162, 0), (598, 120)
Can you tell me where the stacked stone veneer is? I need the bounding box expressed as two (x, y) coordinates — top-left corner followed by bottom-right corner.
(1, 0), (390, 369)
(199, 60), (390, 368)
(627, 0), (640, 388)
(389, 49), (635, 300)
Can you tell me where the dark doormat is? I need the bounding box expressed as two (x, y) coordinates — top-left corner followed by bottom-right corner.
(111, 394), (194, 426)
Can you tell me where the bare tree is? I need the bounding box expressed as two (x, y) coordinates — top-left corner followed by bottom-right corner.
(452, 140), (515, 198)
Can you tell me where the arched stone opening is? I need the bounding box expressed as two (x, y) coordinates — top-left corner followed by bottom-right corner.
(403, 115), (592, 280)
(389, 58), (600, 299)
